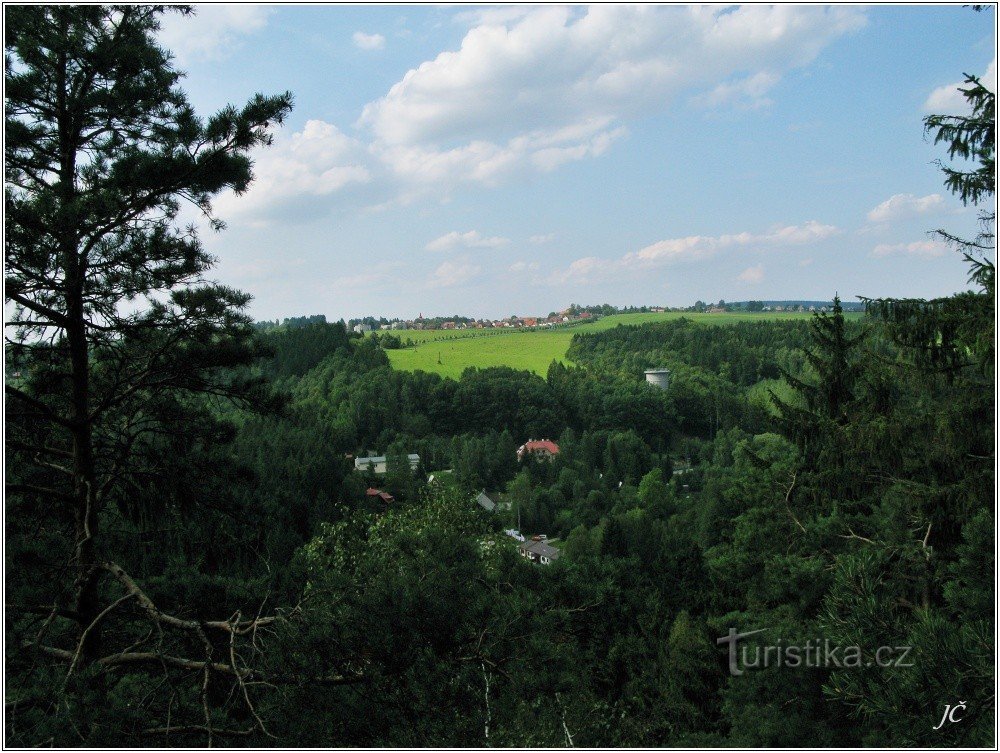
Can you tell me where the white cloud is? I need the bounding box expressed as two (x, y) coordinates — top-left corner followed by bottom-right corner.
(372, 119), (626, 190)
(159, 6), (270, 65)
(428, 260), (482, 287)
(872, 240), (948, 258)
(509, 261), (540, 273)
(529, 234), (555, 244)
(693, 71), (780, 110)
(353, 31), (386, 50)
(737, 264), (765, 284)
(622, 220), (838, 268)
(923, 57), (996, 112)
(867, 193), (945, 223)
(452, 7), (536, 28)
(213, 120), (372, 223)
(552, 220), (837, 283)
(358, 5), (864, 190)
(552, 256), (608, 284)
(425, 230), (510, 252)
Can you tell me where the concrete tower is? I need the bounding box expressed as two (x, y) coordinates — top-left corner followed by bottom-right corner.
(644, 368), (671, 390)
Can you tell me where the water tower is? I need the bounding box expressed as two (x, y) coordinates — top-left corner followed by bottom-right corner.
(644, 368), (671, 390)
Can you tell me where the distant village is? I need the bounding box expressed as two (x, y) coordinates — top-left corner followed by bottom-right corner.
(254, 300), (863, 335)
(349, 306), (599, 334)
(341, 300), (860, 334)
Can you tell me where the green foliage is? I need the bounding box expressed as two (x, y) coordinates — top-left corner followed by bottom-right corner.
(5, 6), (992, 748)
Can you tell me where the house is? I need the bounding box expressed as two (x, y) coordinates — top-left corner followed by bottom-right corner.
(519, 537), (561, 565)
(352, 323), (372, 334)
(476, 491), (497, 512)
(366, 487), (394, 504)
(354, 454), (420, 474)
(517, 439), (560, 461)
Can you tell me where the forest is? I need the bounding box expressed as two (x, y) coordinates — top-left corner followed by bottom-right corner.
(4, 6), (995, 748)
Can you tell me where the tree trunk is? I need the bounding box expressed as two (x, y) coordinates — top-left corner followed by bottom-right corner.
(55, 12), (102, 664)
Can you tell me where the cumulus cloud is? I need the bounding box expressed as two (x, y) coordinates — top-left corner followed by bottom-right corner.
(867, 193), (945, 223)
(622, 220), (837, 268)
(737, 264), (765, 284)
(159, 5), (271, 65)
(372, 119), (626, 189)
(353, 31), (386, 50)
(425, 230), (510, 251)
(923, 57), (996, 112)
(529, 233), (556, 244)
(428, 259), (482, 287)
(872, 240), (948, 258)
(552, 256), (608, 284)
(357, 5), (865, 190)
(209, 6), (867, 213)
(553, 220), (837, 283)
(212, 120), (372, 224)
(693, 71), (780, 110)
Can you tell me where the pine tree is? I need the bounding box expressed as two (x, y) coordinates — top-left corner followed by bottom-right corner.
(5, 6), (294, 743)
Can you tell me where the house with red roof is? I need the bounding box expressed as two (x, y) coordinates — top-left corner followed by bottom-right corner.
(517, 439), (560, 462)
(366, 487), (394, 504)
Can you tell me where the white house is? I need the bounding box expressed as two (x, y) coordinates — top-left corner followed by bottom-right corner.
(354, 454), (420, 474)
(518, 538), (561, 565)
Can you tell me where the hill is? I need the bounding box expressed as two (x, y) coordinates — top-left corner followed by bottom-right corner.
(379, 310), (861, 379)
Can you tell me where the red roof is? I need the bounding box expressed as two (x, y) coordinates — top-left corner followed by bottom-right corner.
(518, 439), (560, 456)
(366, 487), (394, 502)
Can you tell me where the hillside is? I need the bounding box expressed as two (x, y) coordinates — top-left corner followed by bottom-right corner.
(380, 310), (862, 379)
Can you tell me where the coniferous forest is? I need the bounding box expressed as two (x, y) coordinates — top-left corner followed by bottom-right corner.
(4, 6), (995, 748)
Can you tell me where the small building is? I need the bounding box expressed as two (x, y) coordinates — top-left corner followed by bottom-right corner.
(352, 323), (372, 334)
(476, 491), (497, 512)
(519, 537), (561, 565)
(366, 487), (394, 504)
(354, 454), (420, 474)
(644, 369), (671, 391)
(517, 439), (560, 462)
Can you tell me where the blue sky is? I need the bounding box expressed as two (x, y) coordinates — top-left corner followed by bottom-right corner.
(159, 4), (996, 321)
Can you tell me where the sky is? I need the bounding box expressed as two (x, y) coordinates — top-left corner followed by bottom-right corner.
(158, 4), (997, 322)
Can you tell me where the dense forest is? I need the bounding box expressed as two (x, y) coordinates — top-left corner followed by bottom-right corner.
(5, 6), (995, 748)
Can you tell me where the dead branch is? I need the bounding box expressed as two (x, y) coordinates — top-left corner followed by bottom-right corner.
(140, 725), (255, 738)
(783, 470), (807, 534)
(837, 526), (876, 545)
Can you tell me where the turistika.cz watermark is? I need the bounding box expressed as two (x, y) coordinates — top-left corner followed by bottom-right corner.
(717, 628), (914, 676)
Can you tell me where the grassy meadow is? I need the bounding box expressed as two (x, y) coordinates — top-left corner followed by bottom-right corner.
(379, 310), (851, 379)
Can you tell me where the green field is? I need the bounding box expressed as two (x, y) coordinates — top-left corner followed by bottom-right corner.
(378, 310), (854, 380)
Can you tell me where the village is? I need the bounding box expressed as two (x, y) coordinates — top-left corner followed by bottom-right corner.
(349, 307), (599, 334)
(351, 429), (693, 568)
(345, 301), (854, 334)
(354, 438), (568, 565)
